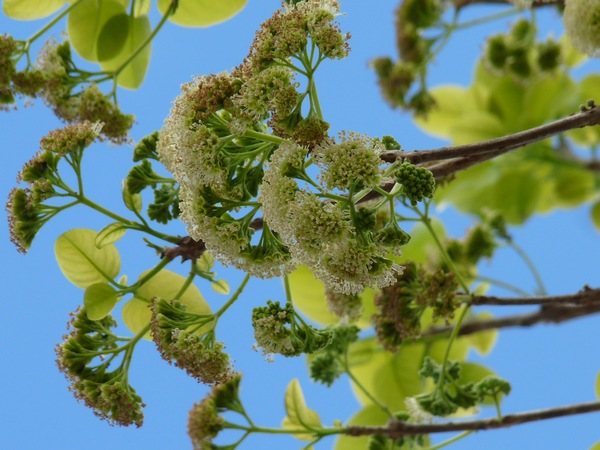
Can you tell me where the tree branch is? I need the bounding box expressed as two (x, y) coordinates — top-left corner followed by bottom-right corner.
(345, 400), (600, 437)
(422, 303), (600, 339)
(468, 286), (600, 306)
(381, 106), (600, 168)
(453, 0), (563, 10)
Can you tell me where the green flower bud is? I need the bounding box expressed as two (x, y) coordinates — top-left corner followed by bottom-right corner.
(395, 162), (435, 205)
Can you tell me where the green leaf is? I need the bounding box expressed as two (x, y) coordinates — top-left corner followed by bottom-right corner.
(158, 0), (247, 27)
(99, 14), (152, 89)
(560, 34), (587, 68)
(84, 282), (119, 320)
(211, 279), (230, 295)
(552, 166), (596, 207)
(122, 268), (211, 340)
(55, 228), (121, 289)
(460, 362), (500, 406)
(95, 222), (127, 248)
(287, 265), (375, 328)
(466, 312), (497, 356)
(96, 13), (130, 62)
(568, 75), (600, 146)
(395, 218), (445, 265)
(595, 371), (600, 400)
(133, 0), (150, 16)
(122, 181), (143, 213)
(3, 0), (67, 19)
(348, 339), (425, 410)
(334, 405), (389, 450)
(414, 85), (474, 139)
(195, 251), (215, 272)
(281, 379), (321, 441)
(590, 441), (600, 450)
(591, 201), (600, 231)
(67, 0), (127, 62)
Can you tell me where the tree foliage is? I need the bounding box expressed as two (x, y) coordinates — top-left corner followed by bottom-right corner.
(4, 0), (600, 449)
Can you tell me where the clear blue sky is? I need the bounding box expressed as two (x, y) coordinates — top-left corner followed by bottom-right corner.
(2, 2), (600, 449)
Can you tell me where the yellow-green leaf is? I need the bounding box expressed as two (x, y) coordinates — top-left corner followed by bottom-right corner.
(158, 0), (247, 27)
(595, 371), (600, 400)
(96, 12), (130, 61)
(282, 379), (322, 441)
(67, 0), (127, 62)
(55, 228), (121, 289)
(99, 14), (151, 89)
(122, 268), (211, 340)
(84, 282), (119, 320)
(591, 201), (600, 231)
(211, 279), (230, 295)
(334, 405), (389, 450)
(195, 251), (215, 272)
(466, 312), (498, 356)
(287, 265), (374, 328)
(122, 180), (143, 213)
(95, 222), (127, 248)
(590, 441), (600, 450)
(133, 0), (150, 16)
(3, 0), (67, 19)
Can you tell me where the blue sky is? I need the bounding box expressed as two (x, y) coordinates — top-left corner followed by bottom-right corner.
(2, 2), (600, 449)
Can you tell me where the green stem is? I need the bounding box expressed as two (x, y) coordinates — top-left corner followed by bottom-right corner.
(112, 0), (177, 79)
(436, 306), (470, 391)
(505, 241), (547, 295)
(344, 356), (394, 419)
(120, 257), (171, 295)
(416, 203), (470, 293)
(173, 263), (196, 300)
(474, 275), (531, 297)
(454, 7), (519, 30)
(429, 431), (473, 450)
(243, 128), (285, 145)
(215, 273), (251, 318)
(26, 0), (84, 46)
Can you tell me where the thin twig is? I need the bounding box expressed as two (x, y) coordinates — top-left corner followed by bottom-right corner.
(345, 400), (600, 437)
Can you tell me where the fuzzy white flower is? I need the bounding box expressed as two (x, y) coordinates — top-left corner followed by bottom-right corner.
(563, 0), (600, 57)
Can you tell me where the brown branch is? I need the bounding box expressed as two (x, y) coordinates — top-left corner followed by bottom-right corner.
(381, 106), (600, 167)
(468, 286), (600, 306)
(422, 303), (600, 339)
(345, 400), (600, 437)
(453, 0), (563, 10)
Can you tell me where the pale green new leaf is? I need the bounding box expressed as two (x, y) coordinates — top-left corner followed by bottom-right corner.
(95, 222), (127, 248)
(195, 251), (215, 272)
(211, 279), (230, 295)
(3, 0), (67, 19)
(133, 0), (150, 16)
(158, 0), (247, 27)
(99, 14), (152, 89)
(84, 282), (119, 320)
(97, 13), (130, 61)
(466, 312), (498, 356)
(282, 379), (322, 441)
(122, 181), (143, 213)
(55, 228), (121, 289)
(122, 268), (211, 340)
(67, 0), (127, 62)
(591, 201), (600, 231)
(287, 265), (375, 328)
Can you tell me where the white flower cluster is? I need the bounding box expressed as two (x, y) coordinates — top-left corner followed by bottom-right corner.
(261, 138), (401, 294)
(564, 0), (600, 57)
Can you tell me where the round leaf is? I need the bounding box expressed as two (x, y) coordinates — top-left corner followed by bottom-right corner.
(3, 0), (67, 19)
(287, 265), (374, 328)
(95, 222), (127, 248)
(96, 13), (130, 62)
(99, 14), (152, 89)
(84, 282), (119, 320)
(67, 0), (127, 62)
(122, 268), (211, 339)
(466, 312), (498, 356)
(55, 228), (121, 289)
(158, 0), (247, 27)
(282, 379), (321, 441)
(133, 0), (150, 16)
